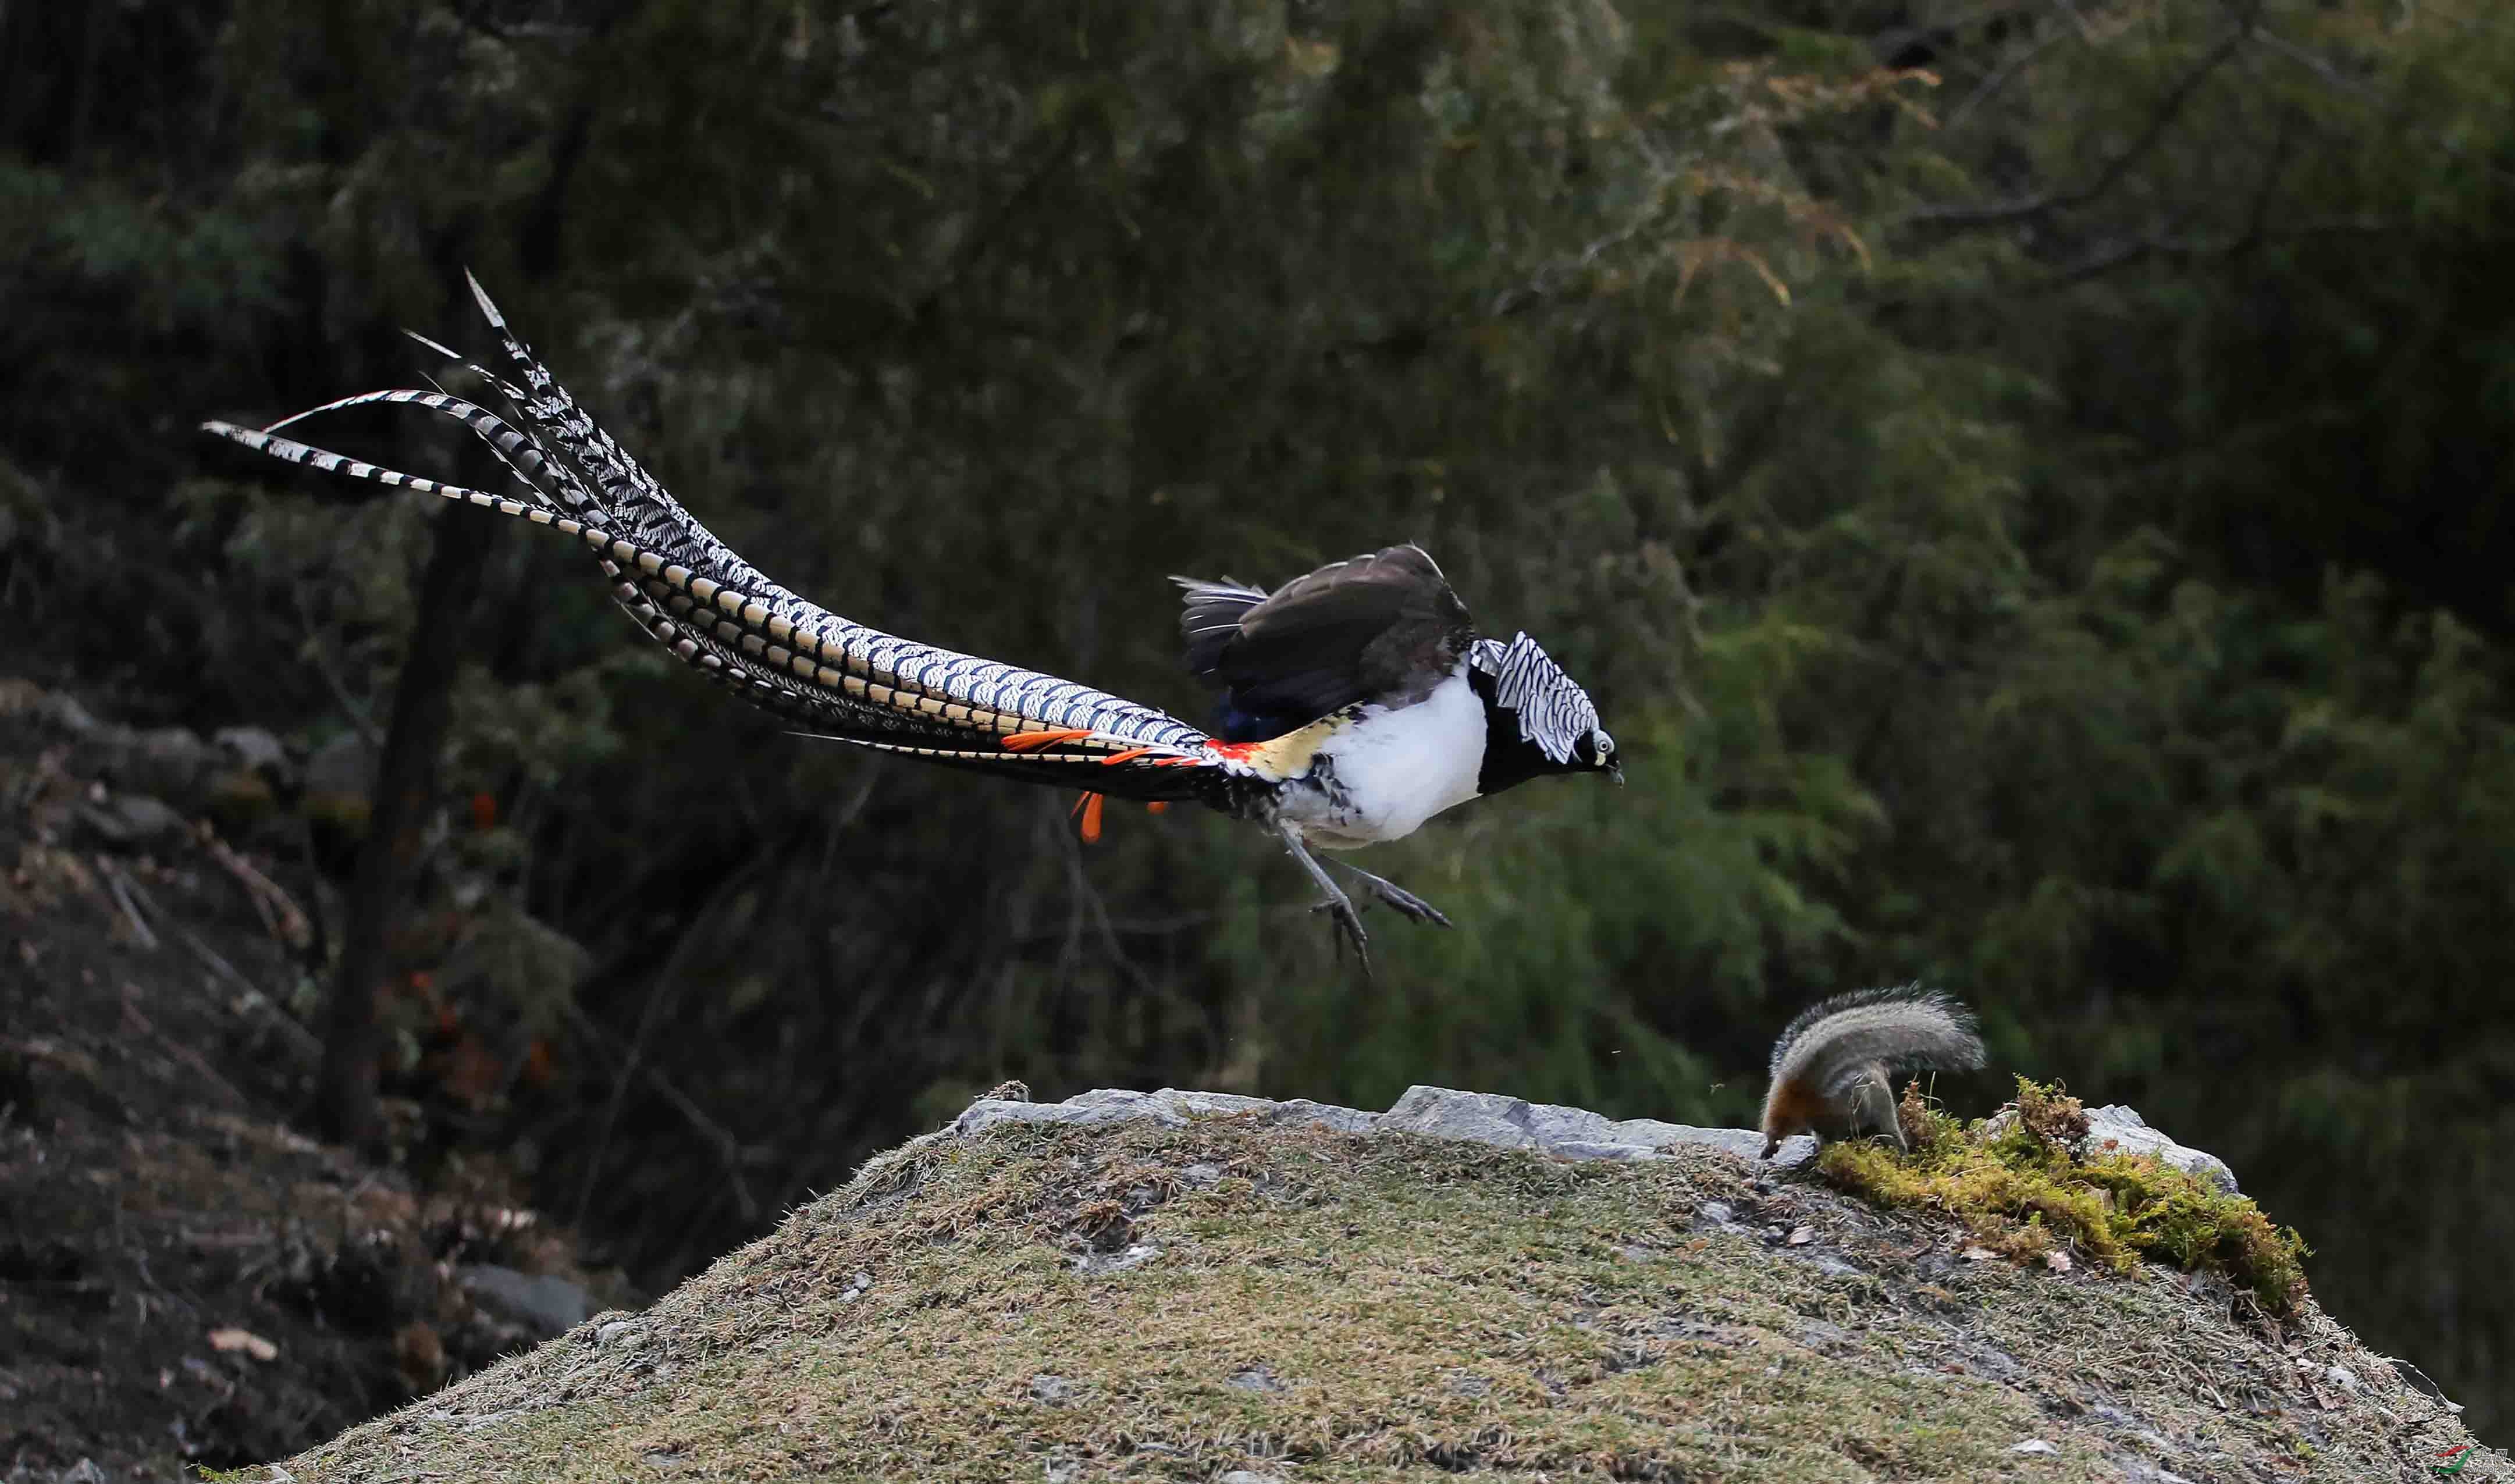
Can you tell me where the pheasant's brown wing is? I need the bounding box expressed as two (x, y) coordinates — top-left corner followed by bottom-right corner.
(1172, 545), (1474, 736)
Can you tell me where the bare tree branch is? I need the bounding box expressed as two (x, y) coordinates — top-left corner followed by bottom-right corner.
(1901, 13), (2258, 232)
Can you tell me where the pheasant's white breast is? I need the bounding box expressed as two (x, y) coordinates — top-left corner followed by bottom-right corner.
(1279, 666), (1486, 849)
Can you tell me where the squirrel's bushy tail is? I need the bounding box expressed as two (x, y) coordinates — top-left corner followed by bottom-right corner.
(1767, 984), (1984, 1097)
(1760, 984), (1985, 1158)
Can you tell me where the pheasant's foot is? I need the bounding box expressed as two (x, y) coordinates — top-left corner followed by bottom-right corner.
(1332, 863), (1453, 928)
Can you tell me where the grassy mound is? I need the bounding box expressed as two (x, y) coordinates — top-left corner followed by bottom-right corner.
(1820, 1079), (2311, 1316)
(236, 1109), (2485, 1482)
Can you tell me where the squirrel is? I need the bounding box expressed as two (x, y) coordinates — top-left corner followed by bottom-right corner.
(1760, 985), (1984, 1159)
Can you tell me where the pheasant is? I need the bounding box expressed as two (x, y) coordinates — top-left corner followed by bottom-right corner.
(202, 275), (1619, 970)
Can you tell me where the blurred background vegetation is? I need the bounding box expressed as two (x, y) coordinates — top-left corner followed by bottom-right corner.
(4, 0), (2510, 1433)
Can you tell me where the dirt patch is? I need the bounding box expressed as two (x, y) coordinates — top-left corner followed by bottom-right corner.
(0, 682), (620, 1481)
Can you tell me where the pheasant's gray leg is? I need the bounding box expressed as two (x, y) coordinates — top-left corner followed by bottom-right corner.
(1329, 860), (1453, 928)
(1276, 821), (1371, 977)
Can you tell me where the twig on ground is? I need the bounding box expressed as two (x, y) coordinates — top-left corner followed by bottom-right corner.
(175, 925), (323, 1061)
(95, 856), (161, 951)
(205, 835), (314, 950)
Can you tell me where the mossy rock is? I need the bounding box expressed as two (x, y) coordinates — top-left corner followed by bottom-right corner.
(1820, 1078), (2311, 1317)
(241, 1091), (2490, 1483)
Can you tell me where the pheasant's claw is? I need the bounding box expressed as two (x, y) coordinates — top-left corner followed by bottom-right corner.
(1324, 896), (1373, 979)
(1357, 873), (1450, 927)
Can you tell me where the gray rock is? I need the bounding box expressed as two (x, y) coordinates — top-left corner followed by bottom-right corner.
(1760, 1132), (1820, 1165)
(597, 1320), (646, 1347)
(1380, 1087), (1791, 1164)
(38, 692), (102, 736)
(955, 1095), (1148, 1136)
(958, 1086), (1278, 1137)
(1218, 1473), (1286, 1484)
(1066, 1087), (1153, 1111)
(1521, 1099), (1618, 1145)
(1226, 1363), (1285, 1393)
(1072, 1241), (1161, 1276)
(2389, 1356), (2466, 1412)
(941, 1084), (2226, 1213)
(1147, 1087), (1279, 1119)
(79, 793), (189, 846)
(1269, 1098), (1378, 1134)
(1027, 1374), (1079, 1405)
(213, 725), (294, 784)
(129, 727), (223, 802)
(1606, 1118), (1776, 1163)
(1379, 1086), (1541, 1148)
(460, 1265), (594, 1336)
(2079, 1106), (2239, 1194)
(303, 731), (378, 801)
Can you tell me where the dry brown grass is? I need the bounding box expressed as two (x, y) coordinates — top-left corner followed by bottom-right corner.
(243, 1112), (2490, 1483)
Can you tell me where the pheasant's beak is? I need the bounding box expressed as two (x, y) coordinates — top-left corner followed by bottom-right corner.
(1609, 763), (1624, 787)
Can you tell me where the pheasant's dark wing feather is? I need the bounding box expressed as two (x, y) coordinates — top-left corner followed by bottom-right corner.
(1173, 544), (1474, 729)
(1175, 577), (1271, 682)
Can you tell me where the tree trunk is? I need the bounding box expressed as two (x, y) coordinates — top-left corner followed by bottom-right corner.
(318, 499), (496, 1150)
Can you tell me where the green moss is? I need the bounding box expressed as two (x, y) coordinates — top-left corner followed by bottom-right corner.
(1821, 1077), (2311, 1315)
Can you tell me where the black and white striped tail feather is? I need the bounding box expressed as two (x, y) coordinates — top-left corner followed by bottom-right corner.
(453, 271), (782, 604)
(198, 407), (810, 729)
(200, 275), (1239, 769)
(198, 417), (809, 717)
(435, 274), (1218, 757)
(203, 398), (1133, 737)
(289, 377), (873, 717)
(275, 383), (777, 716)
(197, 417), (1229, 799)
(397, 280), (799, 628)
(586, 541), (1239, 803)
(207, 416), (1067, 748)
(266, 385), (593, 515)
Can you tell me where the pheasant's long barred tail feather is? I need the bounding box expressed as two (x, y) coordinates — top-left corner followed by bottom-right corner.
(200, 279), (1257, 807)
(456, 270), (787, 605)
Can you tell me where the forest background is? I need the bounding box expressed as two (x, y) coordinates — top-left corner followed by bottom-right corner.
(5, 0), (2511, 1435)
